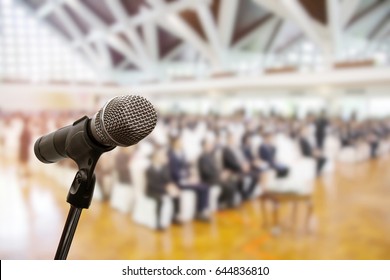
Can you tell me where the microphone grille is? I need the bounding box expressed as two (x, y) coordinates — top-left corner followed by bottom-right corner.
(94, 95), (157, 146)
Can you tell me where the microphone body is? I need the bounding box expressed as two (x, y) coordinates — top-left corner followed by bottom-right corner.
(34, 95), (157, 209)
(34, 125), (70, 164)
(34, 95), (157, 164)
(35, 95), (157, 259)
(34, 117), (109, 164)
(36, 116), (114, 208)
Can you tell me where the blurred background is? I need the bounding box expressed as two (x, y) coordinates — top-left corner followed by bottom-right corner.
(0, 0), (389, 259)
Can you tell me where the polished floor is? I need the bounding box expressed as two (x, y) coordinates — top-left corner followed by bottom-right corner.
(0, 157), (389, 260)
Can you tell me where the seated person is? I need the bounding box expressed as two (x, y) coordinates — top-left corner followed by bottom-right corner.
(241, 134), (266, 172)
(259, 132), (289, 178)
(198, 138), (239, 208)
(314, 110), (329, 150)
(367, 121), (381, 158)
(168, 136), (210, 221)
(146, 148), (180, 230)
(339, 124), (354, 147)
(341, 121), (362, 147)
(222, 133), (259, 200)
(298, 127), (327, 176)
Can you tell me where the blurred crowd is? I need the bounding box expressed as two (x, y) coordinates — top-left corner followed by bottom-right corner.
(2, 108), (390, 230)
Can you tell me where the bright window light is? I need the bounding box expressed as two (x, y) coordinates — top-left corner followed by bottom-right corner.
(287, 53), (299, 63)
(302, 42), (315, 53)
(0, 0), (97, 83)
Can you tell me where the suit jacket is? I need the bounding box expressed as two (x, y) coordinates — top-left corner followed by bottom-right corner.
(299, 137), (313, 157)
(198, 152), (219, 185)
(259, 144), (276, 166)
(168, 150), (190, 184)
(222, 147), (242, 173)
(315, 118), (328, 138)
(146, 165), (172, 197)
(242, 145), (254, 162)
(340, 128), (353, 146)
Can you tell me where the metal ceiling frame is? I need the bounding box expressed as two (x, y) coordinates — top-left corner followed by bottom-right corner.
(14, 0), (390, 83)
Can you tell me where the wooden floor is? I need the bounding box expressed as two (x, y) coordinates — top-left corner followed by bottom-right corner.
(1, 157), (390, 260)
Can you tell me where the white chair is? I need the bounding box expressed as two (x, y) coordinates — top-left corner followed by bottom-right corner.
(275, 134), (300, 167)
(110, 182), (134, 214)
(131, 156), (162, 228)
(261, 158), (317, 233)
(338, 147), (357, 163)
(356, 143), (370, 162)
(182, 129), (202, 163)
(130, 156), (176, 229)
(132, 187), (196, 227)
(338, 142), (372, 163)
(379, 141), (390, 156)
(324, 136), (341, 160)
(133, 194), (173, 230)
(178, 190), (197, 222)
(265, 158), (316, 195)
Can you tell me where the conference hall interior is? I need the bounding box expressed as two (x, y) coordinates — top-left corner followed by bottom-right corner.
(0, 0), (389, 260)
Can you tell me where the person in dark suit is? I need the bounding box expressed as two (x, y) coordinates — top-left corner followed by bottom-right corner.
(198, 139), (220, 186)
(259, 132), (289, 178)
(168, 136), (210, 221)
(241, 133), (254, 163)
(340, 123), (354, 147)
(241, 133), (266, 173)
(367, 120), (380, 159)
(340, 120), (363, 147)
(298, 127), (327, 175)
(146, 148), (180, 230)
(222, 134), (259, 200)
(222, 146), (242, 172)
(314, 110), (329, 150)
(198, 138), (239, 208)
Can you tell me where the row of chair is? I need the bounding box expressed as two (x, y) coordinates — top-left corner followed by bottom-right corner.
(324, 135), (390, 163)
(38, 148), (316, 230)
(37, 133), (390, 230)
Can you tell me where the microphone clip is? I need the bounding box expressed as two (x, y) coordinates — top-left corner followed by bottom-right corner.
(64, 116), (113, 209)
(54, 116), (114, 259)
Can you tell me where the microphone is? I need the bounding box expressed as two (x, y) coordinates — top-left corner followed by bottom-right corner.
(34, 95), (158, 164)
(35, 95), (157, 259)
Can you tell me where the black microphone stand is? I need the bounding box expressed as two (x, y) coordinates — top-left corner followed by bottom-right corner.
(54, 116), (113, 260)
(55, 206), (82, 260)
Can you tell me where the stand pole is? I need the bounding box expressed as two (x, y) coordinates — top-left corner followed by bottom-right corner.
(54, 206), (83, 260)
(41, 117), (112, 260)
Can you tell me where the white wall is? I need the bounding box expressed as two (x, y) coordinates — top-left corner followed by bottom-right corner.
(0, 74), (389, 119)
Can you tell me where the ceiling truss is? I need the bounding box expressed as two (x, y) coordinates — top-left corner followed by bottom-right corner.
(15, 0), (390, 83)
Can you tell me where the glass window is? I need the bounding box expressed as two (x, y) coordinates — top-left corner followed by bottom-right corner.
(0, 0), (97, 83)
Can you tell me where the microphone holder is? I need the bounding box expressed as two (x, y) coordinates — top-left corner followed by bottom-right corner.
(54, 116), (113, 260)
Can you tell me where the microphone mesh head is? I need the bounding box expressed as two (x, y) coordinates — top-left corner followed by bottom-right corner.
(93, 95), (157, 146)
